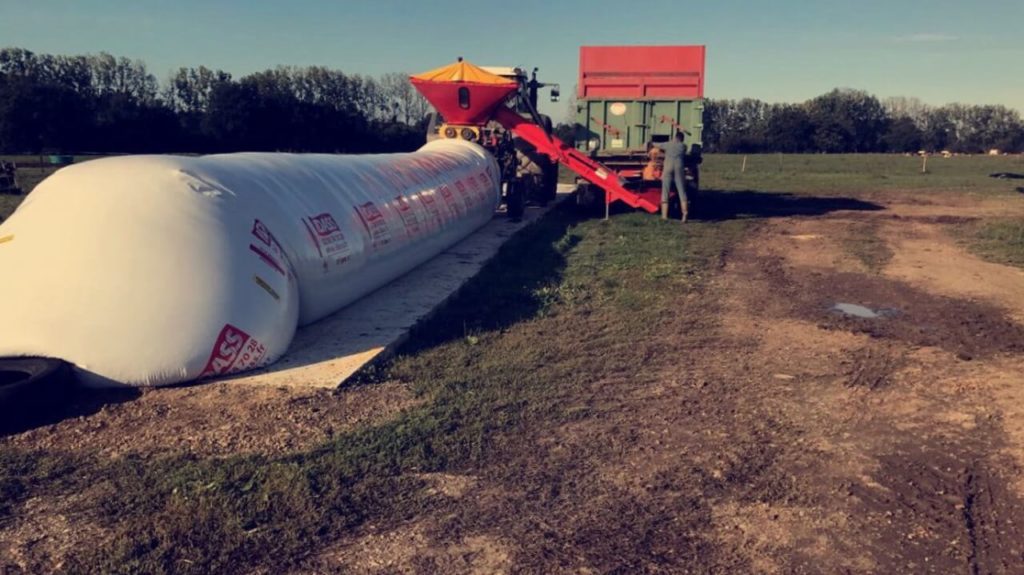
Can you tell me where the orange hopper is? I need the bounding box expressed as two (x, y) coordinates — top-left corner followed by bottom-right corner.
(410, 59), (518, 125)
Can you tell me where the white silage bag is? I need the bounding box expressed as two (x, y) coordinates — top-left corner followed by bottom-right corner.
(0, 140), (500, 387)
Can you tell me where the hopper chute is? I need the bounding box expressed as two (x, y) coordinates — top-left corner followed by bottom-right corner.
(410, 58), (517, 125)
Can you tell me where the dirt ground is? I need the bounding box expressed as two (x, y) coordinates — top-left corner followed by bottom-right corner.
(4, 188), (1024, 573)
(297, 190), (1024, 574)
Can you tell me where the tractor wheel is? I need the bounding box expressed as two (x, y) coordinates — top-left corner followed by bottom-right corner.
(505, 181), (525, 221)
(575, 183), (605, 215)
(539, 115), (558, 205)
(540, 160), (559, 205)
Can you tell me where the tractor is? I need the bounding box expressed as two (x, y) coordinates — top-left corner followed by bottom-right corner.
(410, 47), (706, 221)
(418, 61), (561, 219)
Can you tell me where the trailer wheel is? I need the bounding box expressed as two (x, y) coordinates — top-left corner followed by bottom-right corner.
(0, 357), (72, 431)
(686, 167), (700, 215)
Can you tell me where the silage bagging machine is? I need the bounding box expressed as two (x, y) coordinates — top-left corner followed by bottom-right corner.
(410, 45), (705, 219)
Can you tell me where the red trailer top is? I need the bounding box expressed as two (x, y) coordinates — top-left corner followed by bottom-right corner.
(578, 45), (706, 99)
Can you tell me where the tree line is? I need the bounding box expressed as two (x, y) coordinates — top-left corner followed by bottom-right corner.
(702, 89), (1024, 154)
(4, 47), (1023, 156)
(0, 47), (431, 154)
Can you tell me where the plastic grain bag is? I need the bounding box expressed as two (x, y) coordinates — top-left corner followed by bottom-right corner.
(0, 140), (500, 386)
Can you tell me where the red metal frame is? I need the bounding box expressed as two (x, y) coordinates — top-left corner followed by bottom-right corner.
(411, 59), (666, 214)
(494, 107), (660, 213)
(578, 45), (706, 99)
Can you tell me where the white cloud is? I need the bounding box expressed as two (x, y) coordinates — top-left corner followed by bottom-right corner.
(895, 33), (960, 43)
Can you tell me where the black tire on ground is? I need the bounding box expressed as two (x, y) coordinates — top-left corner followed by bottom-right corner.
(684, 166), (700, 216)
(540, 161), (558, 205)
(0, 357), (72, 427)
(575, 183), (606, 215)
(539, 114), (558, 204)
(506, 181), (525, 221)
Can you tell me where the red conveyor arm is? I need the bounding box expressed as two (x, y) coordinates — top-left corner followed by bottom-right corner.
(494, 107), (660, 213)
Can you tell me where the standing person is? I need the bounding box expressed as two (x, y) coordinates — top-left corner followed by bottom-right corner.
(657, 131), (688, 222)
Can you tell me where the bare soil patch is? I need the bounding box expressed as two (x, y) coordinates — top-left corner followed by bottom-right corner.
(1, 382), (417, 459)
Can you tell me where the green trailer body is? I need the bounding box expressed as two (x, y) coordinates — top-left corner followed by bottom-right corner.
(573, 45), (706, 176)
(575, 99), (704, 157)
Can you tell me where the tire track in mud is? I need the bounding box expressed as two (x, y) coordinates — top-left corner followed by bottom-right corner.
(716, 213), (1024, 573)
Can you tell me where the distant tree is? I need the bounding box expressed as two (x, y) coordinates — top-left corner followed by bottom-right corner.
(3, 46), (1020, 155)
(164, 66), (232, 114)
(806, 89), (889, 153)
(921, 107), (955, 152)
(88, 52), (159, 104)
(378, 72), (428, 125)
(883, 117), (924, 152)
(882, 96), (930, 128)
(563, 86), (578, 125)
(703, 98), (771, 152)
(958, 104), (1023, 152)
(764, 104), (814, 153)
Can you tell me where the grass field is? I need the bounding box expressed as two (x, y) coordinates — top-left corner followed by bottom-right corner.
(3, 153), (1024, 572)
(960, 217), (1024, 268)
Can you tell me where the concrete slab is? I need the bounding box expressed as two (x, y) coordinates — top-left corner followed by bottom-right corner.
(224, 186), (573, 388)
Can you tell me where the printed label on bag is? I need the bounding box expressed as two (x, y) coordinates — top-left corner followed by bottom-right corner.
(199, 324), (267, 378)
(249, 219), (289, 277)
(394, 195), (422, 238)
(438, 184), (462, 217)
(354, 202), (393, 250)
(454, 179), (475, 210)
(307, 212), (352, 267)
(419, 192), (445, 230)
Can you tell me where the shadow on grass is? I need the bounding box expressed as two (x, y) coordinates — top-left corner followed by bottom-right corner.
(379, 201), (584, 361)
(0, 383), (140, 437)
(365, 189), (881, 366)
(694, 189), (885, 221)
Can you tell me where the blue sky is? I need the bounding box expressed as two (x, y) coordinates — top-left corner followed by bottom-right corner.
(1, 0), (1021, 121)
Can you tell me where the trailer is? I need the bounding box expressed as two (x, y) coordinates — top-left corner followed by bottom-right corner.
(575, 46), (706, 214)
(410, 46), (706, 220)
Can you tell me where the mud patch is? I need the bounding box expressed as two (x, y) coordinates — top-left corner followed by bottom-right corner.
(757, 259), (1024, 359)
(888, 214), (979, 225)
(842, 346), (906, 390)
(848, 434), (1024, 573)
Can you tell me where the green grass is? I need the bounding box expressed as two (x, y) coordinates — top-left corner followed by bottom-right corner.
(703, 153), (1024, 196)
(8, 153), (1023, 223)
(960, 218), (1024, 268)
(0, 202), (750, 574)
(560, 153), (1024, 197)
(841, 220), (895, 273)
